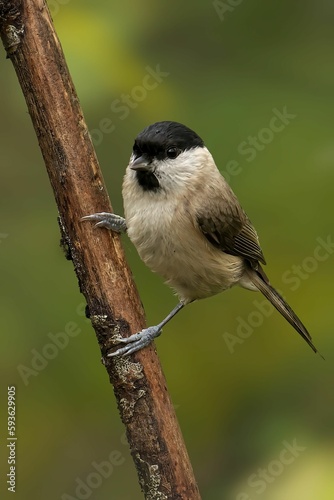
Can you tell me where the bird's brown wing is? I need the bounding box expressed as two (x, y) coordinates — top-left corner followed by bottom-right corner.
(196, 197), (266, 266)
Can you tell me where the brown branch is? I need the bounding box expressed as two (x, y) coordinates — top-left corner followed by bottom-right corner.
(0, 1), (201, 498)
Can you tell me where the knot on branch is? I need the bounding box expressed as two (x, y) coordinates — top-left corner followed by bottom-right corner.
(0, 0), (24, 56)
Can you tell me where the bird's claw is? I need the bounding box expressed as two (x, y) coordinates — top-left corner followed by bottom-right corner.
(81, 212), (127, 232)
(108, 326), (162, 357)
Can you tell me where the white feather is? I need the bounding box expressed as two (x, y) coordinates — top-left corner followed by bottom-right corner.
(123, 147), (248, 303)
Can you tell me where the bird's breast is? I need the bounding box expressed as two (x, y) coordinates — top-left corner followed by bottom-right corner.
(124, 194), (244, 303)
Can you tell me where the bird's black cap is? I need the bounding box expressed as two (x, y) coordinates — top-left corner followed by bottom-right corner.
(133, 121), (204, 160)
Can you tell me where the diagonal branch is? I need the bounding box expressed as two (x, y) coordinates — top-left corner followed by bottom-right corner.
(0, 1), (201, 498)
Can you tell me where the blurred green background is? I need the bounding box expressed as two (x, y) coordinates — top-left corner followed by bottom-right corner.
(1, 1), (333, 499)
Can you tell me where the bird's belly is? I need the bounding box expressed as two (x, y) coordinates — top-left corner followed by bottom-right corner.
(127, 212), (244, 303)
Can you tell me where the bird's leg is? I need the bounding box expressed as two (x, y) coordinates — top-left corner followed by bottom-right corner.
(109, 302), (185, 357)
(81, 212), (127, 233)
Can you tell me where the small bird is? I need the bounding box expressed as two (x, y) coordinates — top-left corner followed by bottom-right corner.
(83, 121), (321, 357)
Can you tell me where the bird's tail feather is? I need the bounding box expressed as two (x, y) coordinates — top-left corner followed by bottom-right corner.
(248, 266), (322, 357)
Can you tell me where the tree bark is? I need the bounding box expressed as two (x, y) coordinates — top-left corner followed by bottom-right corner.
(0, 1), (201, 498)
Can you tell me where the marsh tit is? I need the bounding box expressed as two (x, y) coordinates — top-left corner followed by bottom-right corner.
(83, 121), (321, 358)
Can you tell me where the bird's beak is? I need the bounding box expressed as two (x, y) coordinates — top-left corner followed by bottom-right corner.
(130, 155), (151, 172)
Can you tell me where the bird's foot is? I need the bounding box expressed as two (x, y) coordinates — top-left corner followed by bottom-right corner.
(108, 326), (162, 357)
(81, 212), (127, 232)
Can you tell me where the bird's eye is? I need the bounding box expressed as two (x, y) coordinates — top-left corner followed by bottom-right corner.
(166, 147), (180, 159)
